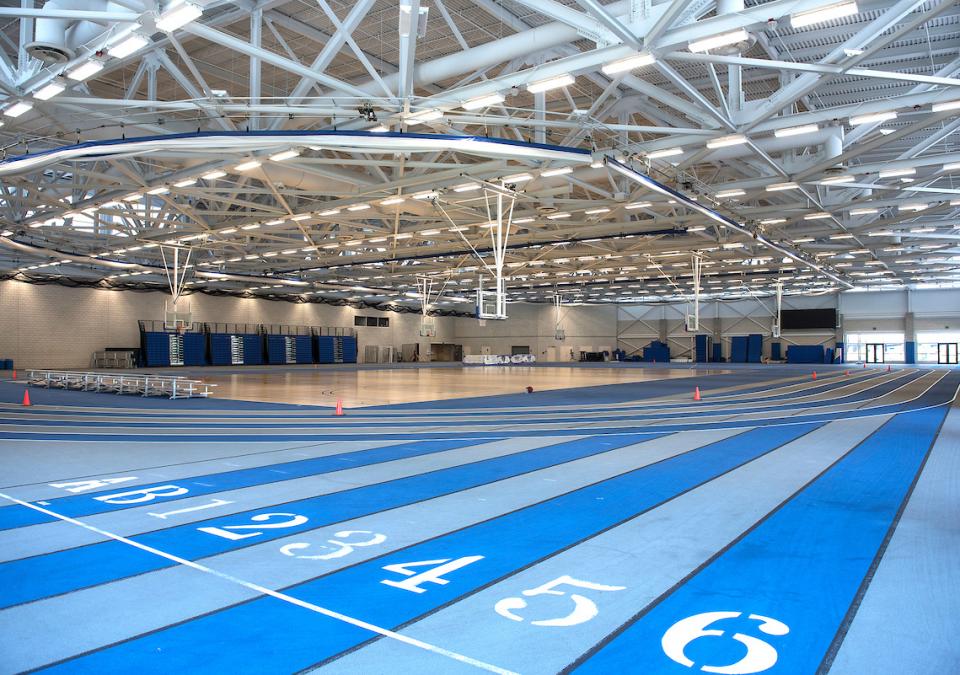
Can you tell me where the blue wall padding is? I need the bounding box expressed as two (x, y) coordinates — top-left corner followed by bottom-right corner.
(712, 343), (722, 362)
(770, 342), (782, 361)
(209, 334), (232, 366)
(824, 347), (834, 364)
(787, 345), (825, 364)
(142, 332), (170, 367)
(835, 341), (844, 363)
(694, 334), (709, 362)
(905, 341), (916, 364)
(730, 336), (748, 363)
(315, 335), (336, 364)
(295, 336), (313, 364)
(266, 335), (287, 365)
(341, 336), (358, 363)
(242, 335), (263, 365)
(747, 334), (763, 363)
(642, 340), (670, 363)
(182, 333), (206, 366)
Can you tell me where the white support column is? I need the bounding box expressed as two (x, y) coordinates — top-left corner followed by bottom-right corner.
(249, 8), (262, 131)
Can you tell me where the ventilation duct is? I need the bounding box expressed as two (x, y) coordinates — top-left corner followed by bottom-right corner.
(25, 0), (125, 64)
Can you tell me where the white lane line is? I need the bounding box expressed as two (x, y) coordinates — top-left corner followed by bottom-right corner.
(0, 493), (518, 675)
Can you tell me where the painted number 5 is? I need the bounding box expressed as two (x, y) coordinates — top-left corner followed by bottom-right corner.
(279, 530), (386, 560)
(494, 575), (626, 627)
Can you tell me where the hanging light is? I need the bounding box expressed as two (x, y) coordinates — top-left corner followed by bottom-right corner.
(156, 1), (203, 32)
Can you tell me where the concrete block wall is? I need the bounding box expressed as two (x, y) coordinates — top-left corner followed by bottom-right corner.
(0, 280), (455, 369)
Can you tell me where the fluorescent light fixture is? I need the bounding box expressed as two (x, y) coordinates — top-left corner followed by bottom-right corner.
(793, 237), (815, 243)
(33, 80), (65, 100)
(346, 203), (371, 211)
(932, 99), (960, 112)
(804, 212), (832, 220)
(241, 223), (259, 230)
(3, 101), (33, 117)
(318, 208), (340, 216)
(941, 162), (960, 172)
(461, 93), (505, 110)
(502, 172), (533, 183)
(370, 124), (390, 132)
(123, 193), (142, 201)
(849, 207), (878, 215)
(820, 174), (855, 185)
(395, 232), (413, 239)
(765, 182), (799, 192)
(601, 52), (656, 75)
(174, 178), (197, 187)
(108, 34), (149, 59)
(829, 233), (855, 239)
(774, 123), (819, 138)
(715, 189), (746, 198)
(405, 109), (443, 125)
(624, 201), (652, 209)
(218, 228), (237, 234)
(541, 166), (573, 177)
(452, 182), (481, 192)
(234, 160), (262, 172)
(878, 167), (914, 178)
(146, 186), (169, 195)
(264, 218), (285, 225)
(849, 111), (897, 125)
(527, 74), (575, 93)
(721, 242), (745, 249)
(546, 212), (571, 219)
(412, 190), (439, 199)
(688, 29), (748, 53)
(791, 1), (858, 28)
(513, 217), (535, 224)
(910, 226), (936, 233)
(66, 59), (104, 82)
(202, 170), (226, 180)
(419, 229), (441, 236)
(380, 197), (406, 205)
(760, 218), (787, 224)
(269, 149), (300, 162)
(899, 203), (928, 212)
(585, 207), (610, 215)
(706, 134), (748, 149)
(646, 147), (683, 159)
(290, 214), (311, 221)
(156, 1), (203, 32)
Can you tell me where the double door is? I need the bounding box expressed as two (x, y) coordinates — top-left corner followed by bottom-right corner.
(938, 343), (958, 365)
(865, 343), (884, 364)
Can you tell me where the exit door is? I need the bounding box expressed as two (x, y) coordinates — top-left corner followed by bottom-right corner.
(937, 343), (958, 365)
(865, 344), (884, 363)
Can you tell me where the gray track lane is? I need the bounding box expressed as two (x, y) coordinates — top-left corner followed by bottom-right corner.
(318, 415), (891, 675)
(0, 436), (559, 562)
(0, 439), (407, 502)
(0, 429), (741, 672)
(827, 404), (960, 674)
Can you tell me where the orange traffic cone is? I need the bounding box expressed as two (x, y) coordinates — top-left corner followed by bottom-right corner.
(845, 370), (850, 376)
(334, 399), (344, 416)
(11, 370), (16, 380)
(693, 387), (701, 401)
(812, 371), (817, 380)
(22, 389), (30, 406)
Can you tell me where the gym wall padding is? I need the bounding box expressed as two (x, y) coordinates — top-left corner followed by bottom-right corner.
(905, 341), (916, 364)
(142, 332), (170, 367)
(265, 335), (287, 365)
(787, 345), (825, 364)
(341, 335), (358, 363)
(747, 334), (763, 363)
(712, 343), (722, 362)
(242, 335), (263, 365)
(730, 336), (748, 363)
(182, 333), (206, 366)
(209, 334), (232, 366)
(770, 342), (782, 361)
(295, 336), (313, 364)
(694, 334), (710, 363)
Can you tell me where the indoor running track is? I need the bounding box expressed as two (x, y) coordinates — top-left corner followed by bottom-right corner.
(0, 366), (957, 674)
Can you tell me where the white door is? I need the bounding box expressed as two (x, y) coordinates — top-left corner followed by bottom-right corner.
(545, 346), (557, 362)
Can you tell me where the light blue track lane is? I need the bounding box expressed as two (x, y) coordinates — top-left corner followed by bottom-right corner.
(0, 438), (485, 531)
(569, 406), (947, 675)
(38, 423), (820, 674)
(0, 433), (661, 609)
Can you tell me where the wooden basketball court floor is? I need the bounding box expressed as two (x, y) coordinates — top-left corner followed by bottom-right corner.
(0, 363), (957, 674)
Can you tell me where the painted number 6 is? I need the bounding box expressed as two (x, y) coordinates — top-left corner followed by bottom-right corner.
(661, 611), (790, 675)
(279, 530), (387, 560)
(494, 575), (626, 627)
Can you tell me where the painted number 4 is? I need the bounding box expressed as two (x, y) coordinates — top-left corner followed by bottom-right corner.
(494, 575), (626, 627)
(380, 556), (484, 594)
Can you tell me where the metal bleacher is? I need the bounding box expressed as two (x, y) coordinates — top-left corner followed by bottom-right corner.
(26, 369), (215, 399)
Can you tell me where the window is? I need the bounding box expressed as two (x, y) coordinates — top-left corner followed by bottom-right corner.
(354, 316), (365, 327)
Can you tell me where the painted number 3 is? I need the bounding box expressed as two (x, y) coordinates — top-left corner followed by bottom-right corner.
(279, 530), (387, 560)
(494, 575), (626, 627)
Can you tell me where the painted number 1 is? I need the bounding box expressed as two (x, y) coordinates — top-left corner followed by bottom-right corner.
(381, 556), (484, 594)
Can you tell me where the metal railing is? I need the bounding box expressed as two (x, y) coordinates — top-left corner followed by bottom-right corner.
(26, 370), (215, 399)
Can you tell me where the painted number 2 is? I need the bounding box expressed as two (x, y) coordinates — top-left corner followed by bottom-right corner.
(198, 513), (308, 541)
(280, 530), (386, 560)
(494, 575), (626, 627)
(381, 556), (484, 594)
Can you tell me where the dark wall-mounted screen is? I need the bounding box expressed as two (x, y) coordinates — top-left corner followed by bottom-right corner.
(781, 309), (837, 330)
